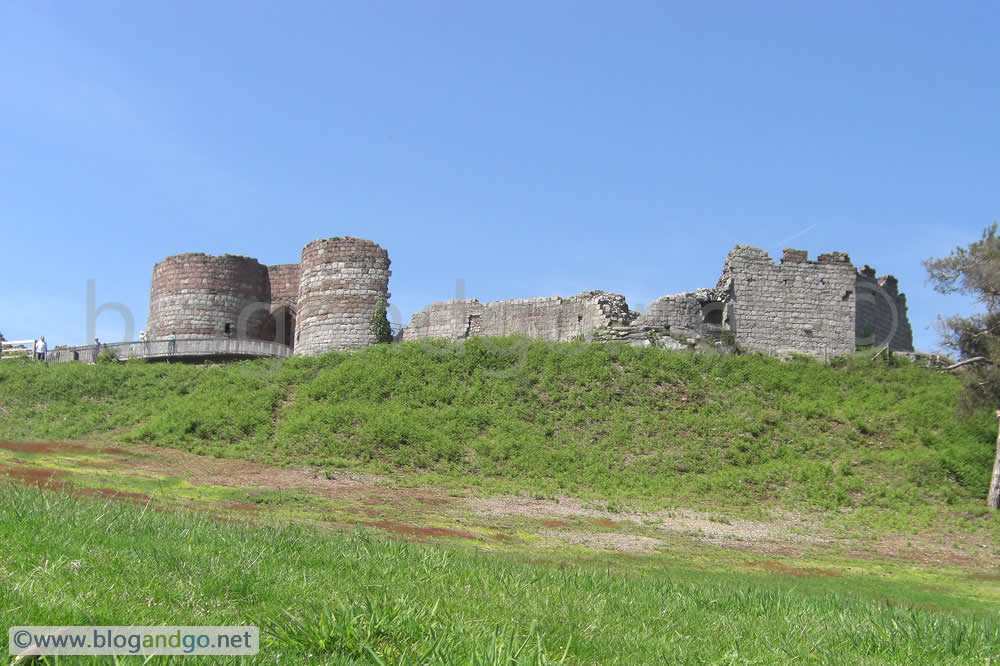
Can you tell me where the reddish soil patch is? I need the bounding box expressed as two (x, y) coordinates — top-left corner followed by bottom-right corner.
(968, 572), (1000, 581)
(77, 487), (151, 503)
(365, 520), (476, 540)
(753, 560), (841, 578)
(75, 460), (118, 470)
(0, 464), (65, 486)
(541, 520), (572, 528)
(222, 502), (260, 513)
(0, 441), (91, 455)
(99, 447), (129, 456)
(363, 507), (381, 518)
(409, 495), (451, 507)
(1, 464), (149, 504)
(591, 518), (618, 528)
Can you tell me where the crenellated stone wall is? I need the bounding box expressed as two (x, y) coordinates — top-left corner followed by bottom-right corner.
(146, 253), (272, 341)
(294, 237), (392, 355)
(855, 266), (914, 351)
(401, 291), (635, 343)
(715, 246), (858, 358)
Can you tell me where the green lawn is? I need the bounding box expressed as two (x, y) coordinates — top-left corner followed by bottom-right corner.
(2, 484), (997, 665)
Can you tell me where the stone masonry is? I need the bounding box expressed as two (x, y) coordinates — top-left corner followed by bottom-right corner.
(293, 237), (392, 355)
(146, 253), (271, 341)
(856, 266), (914, 351)
(401, 245), (913, 359)
(146, 240), (913, 359)
(401, 291), (635, 343)
(264, 263), (301, 346)
(715, 246), (858, 358)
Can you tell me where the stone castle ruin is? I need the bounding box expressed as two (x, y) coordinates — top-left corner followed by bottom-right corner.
(145, 238), (913, 359)
(146, 237), (390, 354)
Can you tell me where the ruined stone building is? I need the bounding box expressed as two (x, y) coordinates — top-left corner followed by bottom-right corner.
(146, 237), (390, 355)
(146, 238), (913, 359)
(401, 246), (913, 359)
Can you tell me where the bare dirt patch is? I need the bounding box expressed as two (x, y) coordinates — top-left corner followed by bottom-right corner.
(77, 487), (150, 503)
(0, 441), (93, 455)
(751, 560), (841, 578)
(222, 502), (260, 513)
(968, 572), (1000, 581)
(365, 520), (476, 540)
(540, 529), (663, 553)
(0, 464), (65, 486)
(468, 494), (824, 555)
(1, 464), (149, 504)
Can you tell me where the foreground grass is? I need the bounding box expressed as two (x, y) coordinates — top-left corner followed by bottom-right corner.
(0, 339), (996, 532)
(1, 485), (998, 665)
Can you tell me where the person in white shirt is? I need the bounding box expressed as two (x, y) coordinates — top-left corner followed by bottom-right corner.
(35, 336), (47, 361)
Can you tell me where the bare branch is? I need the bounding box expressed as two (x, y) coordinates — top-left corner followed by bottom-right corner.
(942, 356), (992, 372)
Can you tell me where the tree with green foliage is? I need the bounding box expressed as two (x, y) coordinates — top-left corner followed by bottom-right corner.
(924, 221), (1000, 508)
(370, 297), (394, 344)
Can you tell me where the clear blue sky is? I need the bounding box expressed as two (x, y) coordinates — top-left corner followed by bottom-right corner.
(1, 1), (996, 351)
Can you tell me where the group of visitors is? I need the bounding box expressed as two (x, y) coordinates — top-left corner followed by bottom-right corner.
(19, 331), (179, 363)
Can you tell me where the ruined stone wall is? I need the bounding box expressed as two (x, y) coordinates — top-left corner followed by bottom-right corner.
(401, 299), (485, 341)
(716, 246), (856, 358)
(855, 267), (914, 351)
(143, 239), (914, 359)
(258, 264), (301, 347)
(401, 291), (634, 343)
(632, 288), (722, 342)
(146, 253), (271, 340)
(294, 237), (391, 355)
(267, 264), (300, 309)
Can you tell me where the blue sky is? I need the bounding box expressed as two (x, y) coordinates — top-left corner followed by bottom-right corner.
(1, 1), (996, 351)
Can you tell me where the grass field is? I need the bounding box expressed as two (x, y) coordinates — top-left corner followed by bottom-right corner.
(2, 484), (998, 665)
(0, 339), (995, 522)
(1, 339), (998, 663)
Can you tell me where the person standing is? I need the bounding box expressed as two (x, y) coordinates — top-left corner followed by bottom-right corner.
(35, 336), (47, 361)
(167, 331), (176, 355)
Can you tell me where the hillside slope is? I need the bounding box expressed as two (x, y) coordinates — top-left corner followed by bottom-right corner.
(0, 338), (995, 524)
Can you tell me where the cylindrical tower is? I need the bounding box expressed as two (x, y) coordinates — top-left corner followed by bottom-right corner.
(146, 253), (271, 340)
(294, 237), (391, 355)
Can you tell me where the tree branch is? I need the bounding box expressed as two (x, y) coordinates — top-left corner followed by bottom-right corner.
(942, 356), (992, 372)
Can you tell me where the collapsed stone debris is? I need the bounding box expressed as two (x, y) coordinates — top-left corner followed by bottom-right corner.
(144, 239), (913, 359)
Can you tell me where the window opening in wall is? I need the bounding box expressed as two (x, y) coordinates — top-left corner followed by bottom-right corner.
(842, 290), (852, 301)
(577, 315), (582, 322)
(703, 309), (723, 325)
(224, 323), (231, 336)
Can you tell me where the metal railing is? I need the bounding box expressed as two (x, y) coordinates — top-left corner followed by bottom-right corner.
(44, 337), (293, 364)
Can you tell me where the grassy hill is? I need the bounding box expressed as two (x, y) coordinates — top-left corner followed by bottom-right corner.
(0, 337), (995, 529)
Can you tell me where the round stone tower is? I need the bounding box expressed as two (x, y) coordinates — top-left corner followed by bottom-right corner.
(294, 237), (391, 355)
(146, 253), (271, 340)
